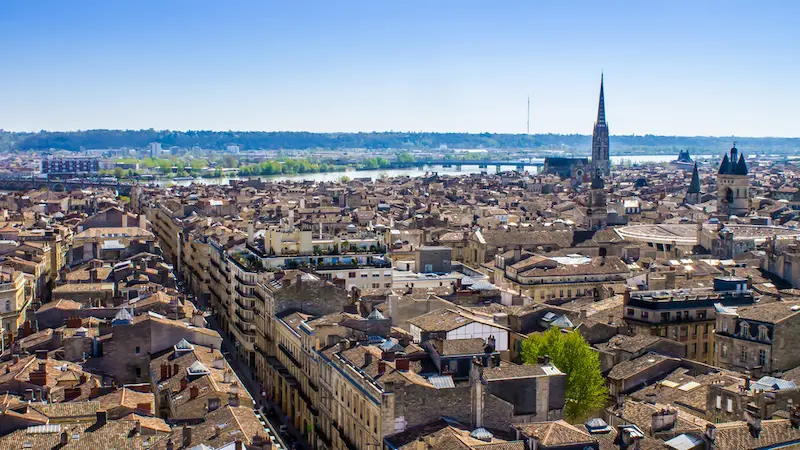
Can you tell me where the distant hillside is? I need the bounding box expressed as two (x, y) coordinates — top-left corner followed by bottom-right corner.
(3, 130), (799, 154)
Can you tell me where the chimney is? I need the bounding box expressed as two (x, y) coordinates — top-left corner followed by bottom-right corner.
(180, 378), (188, 391)
(173, 363), (179, 377)
(235, 440), (243, 450)
(415, 437), (426, 450)
(60, 431), (68, 446)
(338, 340), (349, 353)
(395, 357), (410, 371)
(651, 408), (677, 433)
(378, 361), (386, 375)
(66, 317), (82, 328)
(229, 392), (240, 407)
(364, 352), (373, 367)
(486, 335), (496, 352)
(166, 439), (174, 450)
(134, 420), (142, 435)
(160, 363), (168, 381)
(36, 349), (49, 360)
(247, 221), (255, 246)
(95, 409), (108, 427)
(190, 385), (199, 399)
(136, 403), (152, 415)
(223, 369), (233, 384)
(89, 267), (98, 283)
(537, 355), (550, 365)
(182, 426), (193, 447)
(295, 273), (302, 291)
(580, 309), (587, 320)
(705, 424), (717, 442)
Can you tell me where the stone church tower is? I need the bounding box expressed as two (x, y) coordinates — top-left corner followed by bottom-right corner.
(586, 169), (607, 230)
(716, 144), (750, 217)
(591, 74), (611, 176)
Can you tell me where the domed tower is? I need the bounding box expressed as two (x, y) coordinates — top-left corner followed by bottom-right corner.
(586, 169), (607, 230)
(716, 144), (750, 217)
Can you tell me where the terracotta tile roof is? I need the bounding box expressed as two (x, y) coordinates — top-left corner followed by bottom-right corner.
(515, 420), (595, 447)
(0, 417), (168, 449)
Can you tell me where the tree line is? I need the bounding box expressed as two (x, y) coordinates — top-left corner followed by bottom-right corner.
(5, 130), (799, 153)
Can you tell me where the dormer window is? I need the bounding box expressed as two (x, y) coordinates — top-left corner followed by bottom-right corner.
(740, 321), (750, 338)
(758, 325), (770, 342)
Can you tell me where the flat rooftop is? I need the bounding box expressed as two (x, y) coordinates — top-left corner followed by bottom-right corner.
(616, 224), (800, 245)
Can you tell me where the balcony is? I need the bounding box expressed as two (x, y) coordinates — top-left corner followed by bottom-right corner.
(235, 274), (256, 286)
(235, 309), (254, 324)
(236, 285), (257, 300)
(315, 425), (332, 447)
(235, 296), (253, 311)
(279, 343), (302, 369)
(233, 320), (256, 336)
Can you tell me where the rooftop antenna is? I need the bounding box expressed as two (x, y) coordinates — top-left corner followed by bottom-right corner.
(526, 95), (531, 135)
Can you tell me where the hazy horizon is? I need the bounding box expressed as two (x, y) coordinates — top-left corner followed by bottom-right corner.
(2, 1), (799, 137)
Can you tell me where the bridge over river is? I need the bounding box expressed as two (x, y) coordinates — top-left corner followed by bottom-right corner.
(0, 176), (134, 195)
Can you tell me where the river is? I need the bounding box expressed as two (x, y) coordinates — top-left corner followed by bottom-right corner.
(162, 154), (711, 186)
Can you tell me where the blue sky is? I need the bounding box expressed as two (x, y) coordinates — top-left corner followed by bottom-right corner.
(1, 1), (798, 136)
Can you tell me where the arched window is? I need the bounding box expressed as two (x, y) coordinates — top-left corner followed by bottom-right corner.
(758, 325), (770, 342)
(740, 321), (750, 338)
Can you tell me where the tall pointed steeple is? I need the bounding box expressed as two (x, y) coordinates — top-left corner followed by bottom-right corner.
(688, 163), (701, 194)
(597, 73), (606, 126)
(591, 73), (610, 176)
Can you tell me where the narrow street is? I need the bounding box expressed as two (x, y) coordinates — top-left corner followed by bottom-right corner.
(205, 313), (309, 450)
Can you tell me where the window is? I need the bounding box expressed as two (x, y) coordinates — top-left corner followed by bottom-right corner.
(698, 310), (707, 320)
(759, 349), (767, 366)
(135, 346), (140, 355)
(726, 398), (733, 412)
(704, 324), (709, 335)
(758, 326), (769, 342)
(135, 367), (141, 377)
(641, 311), (649, 319)
(349, 272), (356, 279)
(559, 289), (564, 298)
(627, 308), (634, 317)
(740, 348), (748, 363)
(740, 322), (750, 338)
(692, 343), (697, 355)
(716, 395), (721, 409)
(722, 344), (728, 357)
(703, 342), (708, 354)
(661, 312), (670, 322)
(693, 325), (698, 336)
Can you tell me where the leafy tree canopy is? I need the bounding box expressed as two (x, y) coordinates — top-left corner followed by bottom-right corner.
(521, 327), (608, 422)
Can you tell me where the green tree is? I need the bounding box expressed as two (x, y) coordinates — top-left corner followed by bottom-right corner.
(223, 154), (237, 168)
(521, 327), (608, 422)
(397, 152), (415, 164)
(113, 167), (124, 179)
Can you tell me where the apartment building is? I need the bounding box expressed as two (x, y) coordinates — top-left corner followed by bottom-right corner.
(0, 270), (30, 349)
(624, 276), (755, 364)
(714, 301), (800, 377)
(493, 251), (630, 303)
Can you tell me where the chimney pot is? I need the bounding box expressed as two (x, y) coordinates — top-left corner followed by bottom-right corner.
(182, 426), (193, 447)
(95, 409), (108, 427)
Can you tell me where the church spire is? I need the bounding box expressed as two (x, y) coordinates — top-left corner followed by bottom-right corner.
(688, 163), (701, 194)
(596, 73), (606, 125)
